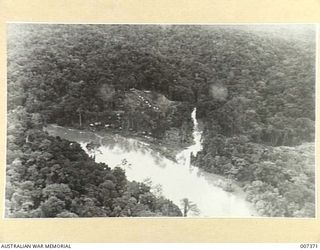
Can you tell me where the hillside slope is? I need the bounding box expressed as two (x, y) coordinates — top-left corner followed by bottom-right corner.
(7, 24), (315, 217)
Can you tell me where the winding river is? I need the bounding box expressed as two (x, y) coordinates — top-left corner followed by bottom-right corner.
(46, 108), (256, 217)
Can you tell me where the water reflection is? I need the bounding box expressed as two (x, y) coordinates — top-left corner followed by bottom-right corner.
(46, 109), (256, 217)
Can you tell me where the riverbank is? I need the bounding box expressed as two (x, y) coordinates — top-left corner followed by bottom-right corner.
(192, 129), (315, 217)
(45, 123), (257, 217)
(196, 168), (257, 216)
(45, 123), (249, 194)
(45, 124), (193, 162)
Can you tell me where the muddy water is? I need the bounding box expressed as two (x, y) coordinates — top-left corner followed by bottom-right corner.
(46, 108), (256, 217)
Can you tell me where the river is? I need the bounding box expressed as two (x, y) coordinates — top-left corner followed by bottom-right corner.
(45, 108), (256, 217)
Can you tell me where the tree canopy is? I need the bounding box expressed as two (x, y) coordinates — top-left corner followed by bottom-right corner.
(7, 24), (315, 217)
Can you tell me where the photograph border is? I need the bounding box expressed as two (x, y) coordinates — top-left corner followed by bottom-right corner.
(0, 0), (319, 243)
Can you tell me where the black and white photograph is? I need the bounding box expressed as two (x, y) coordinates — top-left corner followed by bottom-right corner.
(5, 23), (316, 218)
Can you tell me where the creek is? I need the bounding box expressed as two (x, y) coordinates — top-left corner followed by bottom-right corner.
(46, 108), (256, 217)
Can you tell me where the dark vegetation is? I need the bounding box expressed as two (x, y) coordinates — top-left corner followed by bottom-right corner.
(190, 26), (315, 217)
(7, 24), (315, 217)
(6, 108), (182, 217)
